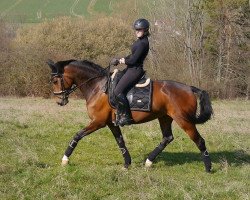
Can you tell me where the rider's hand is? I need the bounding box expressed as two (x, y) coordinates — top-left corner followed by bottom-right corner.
(119, 58), (125, 64)
(110, 58), (119, 66)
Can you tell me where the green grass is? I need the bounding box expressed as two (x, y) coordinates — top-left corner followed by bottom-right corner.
(93, 0), (122, 14)
(0, 97), (249, 199)
(0, 0), (120, 23)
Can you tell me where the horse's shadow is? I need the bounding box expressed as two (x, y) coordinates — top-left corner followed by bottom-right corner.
(153, 150), (250, 166)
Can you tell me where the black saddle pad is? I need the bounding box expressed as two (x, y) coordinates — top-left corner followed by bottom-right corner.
(108, 70), (153, 112)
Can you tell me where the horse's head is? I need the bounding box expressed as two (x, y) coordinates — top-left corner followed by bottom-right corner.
(47, 59), (76, 106)
(47, 59), (109, 105)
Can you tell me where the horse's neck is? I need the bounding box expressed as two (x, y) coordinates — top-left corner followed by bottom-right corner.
(76, 74), (106, 101)
(69, 64), (106, 101)
(74, 68), (99, 85)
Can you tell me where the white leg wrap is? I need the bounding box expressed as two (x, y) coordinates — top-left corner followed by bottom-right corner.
(145, 159), (153, 167)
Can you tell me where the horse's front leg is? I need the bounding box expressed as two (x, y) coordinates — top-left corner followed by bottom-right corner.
(108, 123), (131, 169)
(62, 121), (104, 166)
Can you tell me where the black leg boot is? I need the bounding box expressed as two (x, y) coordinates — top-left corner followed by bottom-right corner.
(116, 93), (133, 126)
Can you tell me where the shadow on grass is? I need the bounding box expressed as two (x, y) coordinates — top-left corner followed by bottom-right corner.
(154, 150), (250, 166)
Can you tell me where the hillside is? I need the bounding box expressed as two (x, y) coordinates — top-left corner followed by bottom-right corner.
(0, 0), (121, 23)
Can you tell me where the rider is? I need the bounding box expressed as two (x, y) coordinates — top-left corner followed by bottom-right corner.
(112, 18), (150, 126)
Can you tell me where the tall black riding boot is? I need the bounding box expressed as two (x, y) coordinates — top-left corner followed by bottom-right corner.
(116, 93), (134, 126)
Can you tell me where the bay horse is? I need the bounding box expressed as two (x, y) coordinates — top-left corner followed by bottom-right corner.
(47, 59), (213, 172)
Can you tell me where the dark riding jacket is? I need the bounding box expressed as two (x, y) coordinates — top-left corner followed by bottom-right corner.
(125, 36), (149, 68)
(114, 35), (149, 96)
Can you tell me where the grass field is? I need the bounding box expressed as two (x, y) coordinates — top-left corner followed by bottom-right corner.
(0, 97), (249, 199)
(0, 0), (121, 23)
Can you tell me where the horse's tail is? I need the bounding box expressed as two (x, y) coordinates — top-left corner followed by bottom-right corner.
(190, 86), (213, 124)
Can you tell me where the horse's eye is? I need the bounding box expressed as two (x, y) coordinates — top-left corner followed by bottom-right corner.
(52, 80), (58, 84)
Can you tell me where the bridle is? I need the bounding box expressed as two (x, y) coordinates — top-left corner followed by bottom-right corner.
(50, 65), (111, 106)
(50, 73), (76, 106)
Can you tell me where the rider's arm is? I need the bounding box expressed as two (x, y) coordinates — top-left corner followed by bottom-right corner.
(124, 42), (147, 66)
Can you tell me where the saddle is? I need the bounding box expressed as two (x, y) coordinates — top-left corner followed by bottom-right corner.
(107, 69), (153, 112)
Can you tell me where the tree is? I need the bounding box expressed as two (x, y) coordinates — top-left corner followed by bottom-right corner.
(204, 0), (249, 98)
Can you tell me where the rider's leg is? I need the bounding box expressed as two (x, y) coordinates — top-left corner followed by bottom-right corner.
(114, 67), (144, 126)
(115, 93), (133, 126)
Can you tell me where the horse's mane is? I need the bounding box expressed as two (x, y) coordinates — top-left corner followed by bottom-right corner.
(71, 60), (106, 75)
(55, 59), (76, 74)
(55, 59), (106, 76)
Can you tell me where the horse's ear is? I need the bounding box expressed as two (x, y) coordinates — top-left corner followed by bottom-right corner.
(46, 59), (56, 72)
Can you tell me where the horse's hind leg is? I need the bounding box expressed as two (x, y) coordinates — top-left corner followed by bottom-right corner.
(176, 119), (212, 172)
(145, 116), (174, 167)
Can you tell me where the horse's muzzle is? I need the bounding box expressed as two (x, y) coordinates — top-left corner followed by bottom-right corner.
(57, 98), (69, 106)
(56, 95), (69, 106)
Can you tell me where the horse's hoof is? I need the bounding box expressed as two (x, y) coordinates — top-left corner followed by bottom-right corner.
(61, 155), (69, 166)
(121, 166), (129, 171)
(61, 159), (69, 166)
(145, 159), (153, 168)
(120, 163), (130, 171)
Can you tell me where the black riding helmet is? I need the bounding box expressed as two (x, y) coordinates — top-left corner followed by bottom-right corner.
(133, 18), (150, 31)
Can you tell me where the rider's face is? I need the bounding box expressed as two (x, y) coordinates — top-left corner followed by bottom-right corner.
(135, 29), (144, 38)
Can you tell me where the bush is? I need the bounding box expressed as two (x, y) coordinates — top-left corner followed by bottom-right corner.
(14, 16), (134, 61)
(0, 16), (135, 97)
